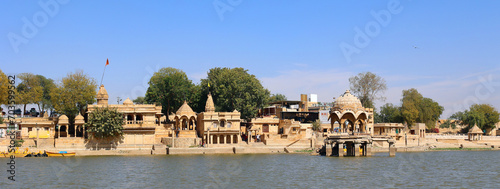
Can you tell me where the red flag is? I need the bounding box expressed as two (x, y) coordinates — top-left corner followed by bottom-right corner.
(106, 59), (109, 66)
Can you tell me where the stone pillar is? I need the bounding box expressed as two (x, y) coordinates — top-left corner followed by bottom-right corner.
(207, 130), (210, 146)
(210, 135), (213, 145)
(325, 144), (332, 157)
(74, 125), (77, 137)
(249, 131), (252, 143)
(354, 143), (360, 157)
(36, 127), (39, 146)
(133, 114), (136, 124)
(389, 143), (396, 157)
(337, 142), (344, 157)
(365, 143), (372, 157)
(230, 135), (233, 144)
(83, 126), (85, 138)
(58, 126), (60, 138)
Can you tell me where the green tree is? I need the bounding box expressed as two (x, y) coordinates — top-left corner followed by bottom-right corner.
(268, 93), (287, 103)
(133, 96), (146, 104)
(419, 97), (444, 128)
(439, 119), (457, 129)
(401, 88), (422, 127)
(452, 104), (500, 132)
(349, 72), (387, 108)
(144, 67), (197, 119)
(200, 67), (270, 121)
(16, 73), (43, 115)
(50, 70), (97, 123)
(376, 103), (403, 123)
(401, 88), (443, 128)
(85, 107), (124, 139)
(0, 69), (8, 105)
(35, 75), (55, 115)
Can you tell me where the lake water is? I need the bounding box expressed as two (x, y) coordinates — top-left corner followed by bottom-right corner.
(1, 151), (499, 188)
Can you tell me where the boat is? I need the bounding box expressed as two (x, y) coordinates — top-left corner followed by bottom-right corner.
(1, 148), (30, 157)
(46, 151), (76, 157)
(24, 152), (48, 157)
(1, 152), (29, 157)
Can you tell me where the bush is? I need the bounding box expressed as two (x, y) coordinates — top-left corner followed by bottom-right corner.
(14, 139), (24, 147)
(85, 107), (124, 139)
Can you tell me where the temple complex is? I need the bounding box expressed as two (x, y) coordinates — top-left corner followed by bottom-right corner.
(3, 84), (496, 156)
(87, 85), (163, 148)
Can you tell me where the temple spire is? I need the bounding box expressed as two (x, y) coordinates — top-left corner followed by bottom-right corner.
(205, 92), (215, 112)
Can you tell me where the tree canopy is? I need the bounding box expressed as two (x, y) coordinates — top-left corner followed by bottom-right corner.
(85, 107), (124, 139)
(401, 88), (443, 128)
(50, 70), (97, 122)
(349, 72), (387, 108)
(451, 104), (499, 132)
(268, 93), (287, 103)
(144, 67), (199, 119)
(16, 73), (43, 114)
(375, 103), (403, 123)
(439, 119), (457, 129)
(14, 73), (55, 116)
(0, 69), (8, 105)
(200, 67), (270, 120)
(36, 75), (55, 115)
(133, 96), (146, 104)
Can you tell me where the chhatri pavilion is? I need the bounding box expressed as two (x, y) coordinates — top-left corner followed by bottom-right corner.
(324, 90), (395, 157)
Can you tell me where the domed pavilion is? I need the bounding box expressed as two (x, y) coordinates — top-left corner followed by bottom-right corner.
(329, 90), (373, 135)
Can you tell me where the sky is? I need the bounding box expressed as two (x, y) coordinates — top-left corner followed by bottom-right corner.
(1, 0), (499, 118)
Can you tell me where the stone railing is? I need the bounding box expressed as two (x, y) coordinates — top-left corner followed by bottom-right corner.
(124, 120), (149, 125)
(425, 134), (467, 139)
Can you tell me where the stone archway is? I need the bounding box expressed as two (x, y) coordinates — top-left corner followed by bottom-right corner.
(189, 116), (196, 130)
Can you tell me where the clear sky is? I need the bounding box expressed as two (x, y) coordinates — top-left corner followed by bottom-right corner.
(1, 0), (499, 118)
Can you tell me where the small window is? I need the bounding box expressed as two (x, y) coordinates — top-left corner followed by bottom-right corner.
(227, 122), (232, 128)
(213, 122), (218, 128)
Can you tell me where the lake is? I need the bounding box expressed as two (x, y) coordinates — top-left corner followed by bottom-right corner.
(1, 151), (499, 188)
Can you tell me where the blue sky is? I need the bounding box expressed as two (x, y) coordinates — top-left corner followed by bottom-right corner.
(1, 0), (499, 118)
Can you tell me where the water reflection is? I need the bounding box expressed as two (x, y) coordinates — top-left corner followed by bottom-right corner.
(1, 151), (499, 188)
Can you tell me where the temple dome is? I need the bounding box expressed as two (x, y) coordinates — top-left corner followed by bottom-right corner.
(123, 98), (133, 105)
(205, 93), (215, 112)
(75, 113), (85, 124)
(177, 101), (195, 115)
(333, 90), (364, 112)
(468, 125), (483, 134)
(97, 85), (109, 105)
(97, 84), (109, 99)
(58, 114), (69, 125)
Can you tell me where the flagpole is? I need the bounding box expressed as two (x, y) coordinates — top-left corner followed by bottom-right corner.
(100, 66), (106, 86)
(100, 59), (108, 86)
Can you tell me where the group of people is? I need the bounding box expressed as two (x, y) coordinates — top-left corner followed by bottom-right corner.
(240, 133), (261, 142)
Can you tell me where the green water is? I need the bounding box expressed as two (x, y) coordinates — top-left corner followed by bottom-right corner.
(1, 151), (499, 188)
